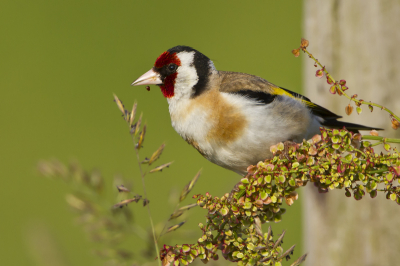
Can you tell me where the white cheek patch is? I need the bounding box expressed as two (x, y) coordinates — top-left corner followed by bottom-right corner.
(173, 51), (199, 100)
(178, 51), (195, 68)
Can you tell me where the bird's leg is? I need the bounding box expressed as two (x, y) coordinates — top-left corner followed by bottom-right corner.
(227, 181), (244, 202)
(280, 140), (298, 162)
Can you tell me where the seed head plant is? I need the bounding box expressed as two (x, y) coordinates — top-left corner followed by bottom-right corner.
(39, 39), (400, 266)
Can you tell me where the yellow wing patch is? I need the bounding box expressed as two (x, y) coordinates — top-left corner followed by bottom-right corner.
(271, 87), (317, 108)
(271, 87), (295, 97)
(302, 100), (317, 108)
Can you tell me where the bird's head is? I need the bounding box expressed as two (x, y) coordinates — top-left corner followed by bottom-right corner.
(132, 46), (216, 99)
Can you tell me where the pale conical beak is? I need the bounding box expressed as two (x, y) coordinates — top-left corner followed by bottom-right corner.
(131, 68), (162, 86)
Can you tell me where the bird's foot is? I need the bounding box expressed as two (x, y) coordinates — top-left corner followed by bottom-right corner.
(279, 140), (298, 162)
(228, 181), (245, 202)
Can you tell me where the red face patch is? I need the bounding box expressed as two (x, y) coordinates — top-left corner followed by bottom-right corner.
(154, 51), (181, 68)
(154, 51), (182, 98)
(160, 73), (177, 98)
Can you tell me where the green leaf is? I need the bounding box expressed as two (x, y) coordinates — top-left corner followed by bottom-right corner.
(390, 193), (397, 201)
(339, 130), (348, 137)
(332, 136), (340, 144)
(277, 175), (286, 183)
(274, 213), (282, 222)
(260, 191), (269, 200)
(180, 258), (188, 266)
(271, 195), (277, 203)
(370, 180), (377, 190)
(220, 207), (229, 216)
(277, 142), (285, 151)
(182, 245), (191, 253)
(386, 172), (394, 182)
(241, 178), (249, 184)
(363, 141), (371, 147)
(247, 243), (255, 251)
(384, 143), (391, 151)
(243, 202), (252, 209)
(369, 190), (377, 198)
(332, 144), (340, 150)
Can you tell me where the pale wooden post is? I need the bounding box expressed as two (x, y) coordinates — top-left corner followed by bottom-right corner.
(303, 1), (400, 265)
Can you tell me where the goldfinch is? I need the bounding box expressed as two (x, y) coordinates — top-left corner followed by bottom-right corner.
(132, 46), (379, 176)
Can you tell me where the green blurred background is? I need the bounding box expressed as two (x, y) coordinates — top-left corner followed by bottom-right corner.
(1, 1), (303, 265)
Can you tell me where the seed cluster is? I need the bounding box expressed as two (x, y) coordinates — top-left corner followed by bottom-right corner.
(160, 127), (400, 266)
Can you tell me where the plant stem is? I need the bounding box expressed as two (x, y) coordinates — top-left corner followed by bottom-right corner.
(132, 137), (161, 266)
(361, 135), (400, 144)
(302, 48), (400, 123)
(157, 201), (180, 241)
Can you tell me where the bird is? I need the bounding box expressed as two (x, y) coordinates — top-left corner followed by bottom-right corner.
(131, 46), (380, 176)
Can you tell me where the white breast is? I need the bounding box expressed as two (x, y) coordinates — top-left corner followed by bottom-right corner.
(168, 92), (321, 176)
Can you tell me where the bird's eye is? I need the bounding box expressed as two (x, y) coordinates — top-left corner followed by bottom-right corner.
(168, 64), (177, 72)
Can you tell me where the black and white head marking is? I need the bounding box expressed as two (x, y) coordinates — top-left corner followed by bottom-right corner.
(168, 46), (216, 98)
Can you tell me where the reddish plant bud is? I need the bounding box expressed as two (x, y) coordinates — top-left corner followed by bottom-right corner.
(314, 63), (318, 67)
(329, 85), (336, 94)
(326, 76), (334, 84)
(370, 130), (379, 136)
(292, 48), (300, 57)
(285, 197), (294, 206)
(391, 117), (400, 130)
(337, 163), (346, 173)
(315, 69), (324, 78)
(351, 94), (358, 99)
(300, 38), (309, 48)
(391, 165), (400, 177)
(308, 145), (317, 155)
(368, 104), (373, 112)
(341, 85), (348, 91)
(339, 79), (346, 86)
(311, 134), (322, 144)
(337, 88), (343, 96)
(345, 104), (353, 115)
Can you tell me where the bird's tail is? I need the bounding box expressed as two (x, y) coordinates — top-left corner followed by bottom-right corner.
(321, 119), (383, 133)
